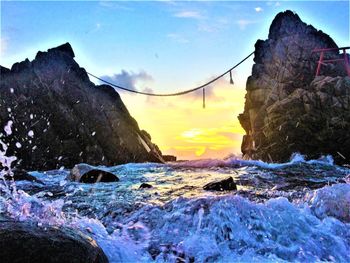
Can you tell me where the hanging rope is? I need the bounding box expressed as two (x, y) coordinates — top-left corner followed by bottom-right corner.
(86, 51), (254, 97)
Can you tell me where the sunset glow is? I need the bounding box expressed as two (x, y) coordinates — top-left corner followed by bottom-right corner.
(1, 1), (348, 160)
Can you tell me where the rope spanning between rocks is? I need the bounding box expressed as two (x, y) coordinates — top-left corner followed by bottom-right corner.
(86, 51), (254, 97)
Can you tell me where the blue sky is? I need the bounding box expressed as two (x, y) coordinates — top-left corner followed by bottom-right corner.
(1, 1), (349, 159)
(1, 1), (349, 91)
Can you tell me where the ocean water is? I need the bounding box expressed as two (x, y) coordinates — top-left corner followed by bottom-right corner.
(1, 122), (350, 262)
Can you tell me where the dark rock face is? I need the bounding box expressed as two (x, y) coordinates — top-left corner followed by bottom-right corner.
(203, 177), (237, 191)
(67, 163), (118, 183)
(238, 10), (350, 164)
(0, 219), (108, 263)
(0, 43), (164, 171)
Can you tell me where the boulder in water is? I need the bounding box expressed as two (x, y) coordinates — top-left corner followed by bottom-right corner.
(68, 163), (118, 183)
(0, 219), (108, 263)
(139, 182), (153, 189)
(203, 177), (237, 191)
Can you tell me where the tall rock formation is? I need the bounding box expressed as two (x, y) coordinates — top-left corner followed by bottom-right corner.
(239, 10), (350, 164)
(0, 43), (164, 170)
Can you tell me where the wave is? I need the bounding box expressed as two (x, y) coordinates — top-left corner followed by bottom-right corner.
(170, 153), (335, 169)
(122, 183), (350, 262)
(2, 182), (349, 262)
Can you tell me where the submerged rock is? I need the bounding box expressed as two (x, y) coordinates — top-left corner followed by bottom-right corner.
(67, 163), (118, 183)
(3, 169), (43, 184)
(203, 177), (237, 191)
(238, 10), (350, 164)
(139, 182), (153, 189)
(0, 219), (108, 263)
(0, 43), (164, 171)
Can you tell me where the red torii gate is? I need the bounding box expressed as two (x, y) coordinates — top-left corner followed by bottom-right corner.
(312, 46), (350, 77)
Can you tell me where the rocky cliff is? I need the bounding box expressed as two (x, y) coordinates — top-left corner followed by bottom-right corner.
(0, 43), (164, 170)
(239, 10), (350, 164)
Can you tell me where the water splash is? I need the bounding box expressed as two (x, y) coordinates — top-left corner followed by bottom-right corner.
(171, 153), (334, 169)
(0, 120), (349, 262)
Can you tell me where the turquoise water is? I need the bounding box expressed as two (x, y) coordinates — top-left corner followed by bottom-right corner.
(1, 152), (350, 262)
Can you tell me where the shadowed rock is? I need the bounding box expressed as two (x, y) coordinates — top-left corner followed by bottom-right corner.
(4, 169), (43, 184)
(68, 163), (118, 183)
(0, 43), (164, 171)
(238, 10), (350, 164)
(203, 177), (237, 191)
(139, 182), (153, 189)
(0, 218), (108, 263)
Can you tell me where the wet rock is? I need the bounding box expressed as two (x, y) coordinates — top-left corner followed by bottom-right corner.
(238, 10), (350, 164)
(162, 155), (177, 162)
(0, 66), (10, 75)
(0, 43), (164, 171)
(203, 177), (237, 191)
(0, 219), (108, 263)
(68, 163), (119, 183)
(139, 183), (153, 189)
(4, 169), (43, 184)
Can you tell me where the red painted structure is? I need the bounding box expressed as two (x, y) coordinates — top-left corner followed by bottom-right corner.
(312, 46), (350, 77)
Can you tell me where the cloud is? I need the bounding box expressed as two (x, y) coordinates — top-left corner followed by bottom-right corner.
(0, 37), (7, 55)
(266, 1), (281, 7)
(197, 17), (230, 33)
(255, 7), (263, 12)
(99, 0), (133, 11)
(174, 11), (203, 19)
(167, 33), (189, 44)
(99, 70), (153, 93)
(185, 73), (235, 102)
(236, 19), (257, 30)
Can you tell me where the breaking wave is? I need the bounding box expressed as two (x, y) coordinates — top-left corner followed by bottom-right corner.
(171, 153), (335, 169)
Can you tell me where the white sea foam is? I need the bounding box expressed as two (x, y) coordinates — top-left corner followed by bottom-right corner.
(171, 153), (335, 169)
(0, 121), (349, 262)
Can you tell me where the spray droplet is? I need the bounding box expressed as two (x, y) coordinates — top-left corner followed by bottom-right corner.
(28, 130), (34, 138)
(15, 142), (22, 148)
(4, 121), (13, 135)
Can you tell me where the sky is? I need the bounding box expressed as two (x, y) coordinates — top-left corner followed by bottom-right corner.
(1, 0), (349, 160)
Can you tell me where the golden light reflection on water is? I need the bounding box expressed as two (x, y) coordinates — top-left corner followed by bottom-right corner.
(137, 167), (252, 205)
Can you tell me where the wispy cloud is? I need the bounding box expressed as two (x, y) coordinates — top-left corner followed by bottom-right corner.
(266, 1), (281, 7)
(99, 0), (133, 11)
(185, 75), (233, 102)
(167, 33), (189, 44)
(0, 37), (7, 55)
(99, 70), (153, 93)
(197, 17), (230, 33)
(255, 7), (263, 12)
(174, 10), (203, 19)
(236, 19), (258, 30)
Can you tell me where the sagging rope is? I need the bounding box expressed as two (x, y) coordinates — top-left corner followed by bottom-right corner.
(87, 51), (254, 107)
